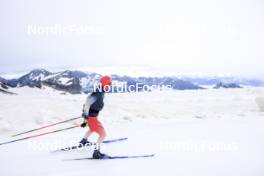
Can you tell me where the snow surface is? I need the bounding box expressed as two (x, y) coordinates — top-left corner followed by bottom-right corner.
(255, 97), (264, 112)
(43, 72), (61, 80)
(30, 73), (45, 81)
(0, 87), (264, 176)
(58, 77), (72, 85)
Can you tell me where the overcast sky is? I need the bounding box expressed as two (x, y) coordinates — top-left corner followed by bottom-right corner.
(0, 0), (263, 78)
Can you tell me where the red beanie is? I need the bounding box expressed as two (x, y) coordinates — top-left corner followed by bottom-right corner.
(100, 76), (112, 87)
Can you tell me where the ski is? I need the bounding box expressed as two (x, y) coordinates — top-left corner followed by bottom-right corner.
(52, 137), (128, 152)
(65, 154), (155, 160)
(102, 138), (128, 144)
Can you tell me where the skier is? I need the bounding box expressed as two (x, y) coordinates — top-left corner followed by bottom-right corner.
(79, 75), (112, 159)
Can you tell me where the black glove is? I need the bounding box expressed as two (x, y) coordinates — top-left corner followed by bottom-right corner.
(80, 122), (87, 128)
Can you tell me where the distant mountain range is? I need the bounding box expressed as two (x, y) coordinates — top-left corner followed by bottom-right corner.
(213, 82), (242, 89)
(182, 76), (264, 87)
(0, 69), (263, 94)
(0, 69), (202, 93)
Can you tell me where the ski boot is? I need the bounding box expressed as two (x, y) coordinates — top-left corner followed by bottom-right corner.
(79, 138), (92, 147)
(92, 149), (109, 159)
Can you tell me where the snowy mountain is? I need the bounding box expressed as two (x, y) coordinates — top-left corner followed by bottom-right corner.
(0, 77), (16, 95)
(6, 68), (264, 93)
(0, 69), (99, 94)
(4, 68), (264, 94)
(0, 76), (6, 83)
(3, 69), (51, 88)
(182, 76), (264, 86)
(0, 77), (9, 87)
(213, 82), (242, 89)
(16, 69), (51, 88)
(0, 69), (204, 93)
(42, 70), (99, 94)
(0, 77), (9, 90)
(112, 75), (203, 91)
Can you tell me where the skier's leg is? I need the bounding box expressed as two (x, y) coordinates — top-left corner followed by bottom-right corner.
(93, 129), (107, 159)
(95, 129), (106, 148)
(87, 117), (108, 158)
(83, 130), (92, 139)
(79, 130), (93, 146)
(88, 117), (106, 148)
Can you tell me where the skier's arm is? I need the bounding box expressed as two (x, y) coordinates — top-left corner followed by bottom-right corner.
(80, 94), (97, 128)
(82, 94), (97, 115)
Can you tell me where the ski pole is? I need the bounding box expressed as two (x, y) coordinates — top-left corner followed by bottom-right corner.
(0, 125), (80, 146)
(11, 116), (82, 137)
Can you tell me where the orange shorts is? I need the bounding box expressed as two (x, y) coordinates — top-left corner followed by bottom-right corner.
(87, 116), (105, 136)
